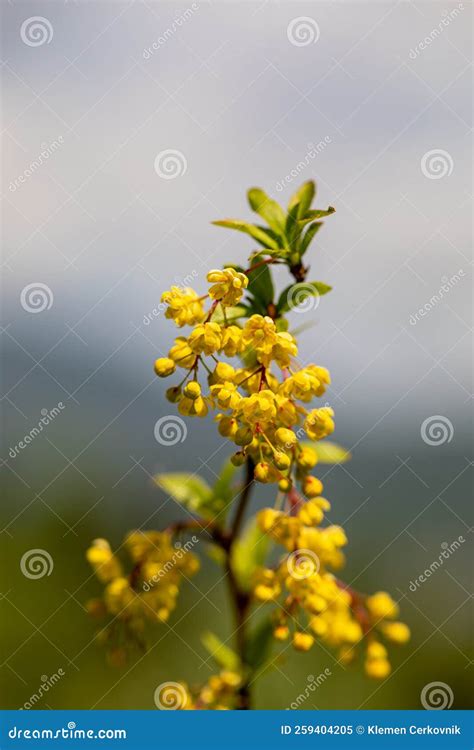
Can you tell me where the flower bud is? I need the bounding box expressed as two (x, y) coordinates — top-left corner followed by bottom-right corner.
(302, 475), (324, 498)
(231, 451), (246, 467)
(154, 357), (176, 377)
(183, 381), (201, 400)
(165, 386), (181, 403)
(234, 426), (253, 446)
(274, 427), (297, 448)
(274, 451), (291, 470)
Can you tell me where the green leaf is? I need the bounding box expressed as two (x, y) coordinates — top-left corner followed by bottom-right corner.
(297, 207), (335, 227)
(299, 221), (323, 257)
(247, 188), (286, 234)
(154, 473), (219, 520)
(277, 281), (332, 314)
(212, 219), (280, 250)
(212, 460), (238, 518)
(301, 440), (352, 464)
(201, 631), (241, 672)
(231, 518), (270, 591)
(246, 252), (274, 310)
(244, 617), (274, 670)
(211, 304), (249, 324)
(287, 180), (316, 216)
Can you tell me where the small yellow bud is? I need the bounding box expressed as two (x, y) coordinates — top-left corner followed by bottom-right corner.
(366, 592), (399, 620)
(367, 641), (387, 660)
(297, 446), (318, 470)
(293, 631), (314, 651)
(274, 451), (291, 470)
(154, 357), (176, 377)
(183, 381), (201, 400)
(381, 621), (410, 644)
(214, 362), (235, 382)
(278, 478), (292, 493)
(274, 625), (290, 641)
(302, 475), (324, 498)
(365, 658), (391, 679)
(217, 416), (238, 438)
(274, 427), (297, 448)
(254, 462), (272, 483)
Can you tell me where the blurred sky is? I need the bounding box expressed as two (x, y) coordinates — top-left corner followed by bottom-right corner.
(1, 0), (472, 710)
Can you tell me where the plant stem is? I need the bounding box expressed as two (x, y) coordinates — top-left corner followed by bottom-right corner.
(225, 457), (255, 709)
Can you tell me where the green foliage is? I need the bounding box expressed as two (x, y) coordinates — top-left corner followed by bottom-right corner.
(213, 181), (335, 274)
(230, 517), (270, 592)
(301, 440), (352, 464)
(277, 280), (332, 314)
(154, 462), (238, 522)
(244, 617), (274, 671)
(201, 631), (241, 671)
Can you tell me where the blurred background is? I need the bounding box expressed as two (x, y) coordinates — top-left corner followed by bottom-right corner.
(1, 0), (472, 710)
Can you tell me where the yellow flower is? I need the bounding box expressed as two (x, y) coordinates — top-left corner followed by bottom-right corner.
(188, 323), (222, 355)
(305, 407), (335, 440)
(280, 367), (324, 402)
(210, 382), (241, 410)
(253, 569), (281, 601)
(169, 337), (196, 369)
(298, 499), (324, 526)
(366, 592), (399, 620)
(302, 475), (324, 498)
(272, 332), (298, 368)
(293, 631), (315, 651)
(381, 621), (410, 644)
(207, 268), (248, 306)
(161, 286), (205, 328)
(365, 658), (391, 679)
(242, 315), (277, 357)
(220, 326), (243, 357)
(238, 389), (277, 427)
(86, 539), (122, 583)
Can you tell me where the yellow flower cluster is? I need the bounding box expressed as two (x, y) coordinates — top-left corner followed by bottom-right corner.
(86, 533), (199, 665)
(253, 507), (410, 678)
(154, 268), (333, 494)
(166, 670), (243, 710)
